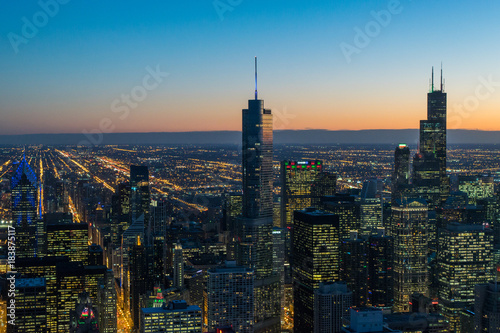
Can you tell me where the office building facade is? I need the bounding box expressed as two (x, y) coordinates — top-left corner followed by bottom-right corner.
(391, 199), (429, 312)
(293, 208), (341, 333)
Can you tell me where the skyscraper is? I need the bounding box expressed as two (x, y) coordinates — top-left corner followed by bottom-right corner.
(222, 193), (242, 233)
(16, 256), (71, 333)
(322, 194), (360, 240)
(173, 242), (184, 289)
(272, 227), (286, 283)
(280, 161), (336, 289)
(149, 196), (170, 239)
(185, 268), (204, 311)
(237, 91), (274, 278)
(11, 155), (39, 258)
(8, 278), (47, 333)
(391, 199), (429, 312)
(367, 230), (394, 309)
(314, 282), (352, 333)
(412, 152), (441, 207)
(129, 236), (147, 330)
(392, 144), (410, 203)
(56, 261), (86, 332)
(359, 179), (382, 237)
(146, 195), (171, 285)
(280, 160), (336, 228)
(293, 208), (341, 333)
(149, 233), (167, 287)
(272, 227), (287, 322)
(236, 58), (280, 332)
(88, 243), (103, 266)
(130, 165), (150, 224)
(241, 59), (273, 220)
(438, 223), (494, 331)
(46, 222), (89, 263)
(207, 261), (255, 333)
(475, 281), (500, 332)
(340, 232), (368, 307)
(111, 182), (130, 244)
(81, 265), (107, 307)
(418, 67), (448, 203)
(97, 269), (117, 333)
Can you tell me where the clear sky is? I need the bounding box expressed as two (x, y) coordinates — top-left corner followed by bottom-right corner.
(1, 0), (499, 135)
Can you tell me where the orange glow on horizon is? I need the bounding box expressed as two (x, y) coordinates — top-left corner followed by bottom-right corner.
(2, 96), (500, 134)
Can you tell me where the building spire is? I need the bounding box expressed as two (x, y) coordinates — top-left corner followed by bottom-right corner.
(431, 66), (434, 92)
(440, 62), (444, 92)
(255, 56), (258, 100)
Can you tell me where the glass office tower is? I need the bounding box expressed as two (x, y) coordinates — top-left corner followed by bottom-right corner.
(236, 59), (280, 332)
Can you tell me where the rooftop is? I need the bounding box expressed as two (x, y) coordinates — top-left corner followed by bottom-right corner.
(141, 301), (201, 314)
(446, 222), (488, 233)
(16, 277), (45, 288)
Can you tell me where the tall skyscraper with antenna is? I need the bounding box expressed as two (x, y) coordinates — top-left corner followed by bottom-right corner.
(241, 57), (274, 220)
(236, 58), (281, 332)
(417, 65), (448, 204)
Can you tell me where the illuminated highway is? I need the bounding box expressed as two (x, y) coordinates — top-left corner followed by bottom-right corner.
(39, 157), (45, 216)
(0, 160), (12, 178)
(56, 149), (210, 212)
(56, 149), (116, 193)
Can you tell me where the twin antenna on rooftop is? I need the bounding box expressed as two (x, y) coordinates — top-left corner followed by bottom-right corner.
(430, 63), (445, 92)
(254, 57), (258, 100)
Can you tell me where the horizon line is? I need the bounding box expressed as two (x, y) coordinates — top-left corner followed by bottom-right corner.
(0, 128), (493, 136)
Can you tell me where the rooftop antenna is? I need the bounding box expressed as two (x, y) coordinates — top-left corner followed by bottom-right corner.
(254, 56), (258, 100)
(441, 61), (443, 91)
(440, 62), (443, 91)
(431, 66), (434, 92)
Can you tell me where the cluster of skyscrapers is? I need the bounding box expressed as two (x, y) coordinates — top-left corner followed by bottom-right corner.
(4, 156), (116, 332)
(2, 64), (500, 333)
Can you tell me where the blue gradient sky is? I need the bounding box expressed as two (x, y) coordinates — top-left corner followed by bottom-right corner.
(1, 0), (499, 135)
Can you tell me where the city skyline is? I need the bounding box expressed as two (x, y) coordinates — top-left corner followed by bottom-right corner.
(1, 1), (500, 135)
(2, 3), (500, 332)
